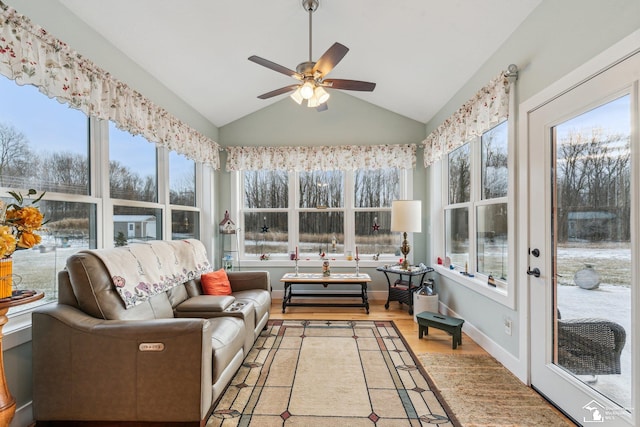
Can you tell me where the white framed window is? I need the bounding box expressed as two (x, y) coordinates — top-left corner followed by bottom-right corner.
(442, 120), (512, 301)
(235, 167), (410, 262)
(0, 74), (204, 319)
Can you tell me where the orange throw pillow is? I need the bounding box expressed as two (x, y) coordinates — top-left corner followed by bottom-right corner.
(201, 269), (232, 296)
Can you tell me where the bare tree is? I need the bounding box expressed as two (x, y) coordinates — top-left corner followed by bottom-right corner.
(109, 160), (155, 201)
(448, 144), (470, 204)
(0, 122), (32, 186)
(556, 128), (630, 242)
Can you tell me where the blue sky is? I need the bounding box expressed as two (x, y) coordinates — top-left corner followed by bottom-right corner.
(0, 74), (193, 183)
(556, 94), (630, 140)
(0, 74), (87, 156)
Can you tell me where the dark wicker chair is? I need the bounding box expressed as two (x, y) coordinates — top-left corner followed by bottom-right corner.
(557, 313), (626, 375)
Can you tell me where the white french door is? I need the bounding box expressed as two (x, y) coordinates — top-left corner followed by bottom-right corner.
(528, 52), (639, 425)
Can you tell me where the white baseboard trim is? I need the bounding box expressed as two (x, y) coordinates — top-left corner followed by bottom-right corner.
(11, 401), (33, 427)
(439, 302), (527, 384)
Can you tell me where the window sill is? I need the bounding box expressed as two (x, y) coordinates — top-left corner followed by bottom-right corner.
(232, 258), (395, 269)
(435, 265), (514, 309)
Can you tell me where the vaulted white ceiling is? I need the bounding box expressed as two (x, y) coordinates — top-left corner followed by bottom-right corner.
(57, 0), (541, 127)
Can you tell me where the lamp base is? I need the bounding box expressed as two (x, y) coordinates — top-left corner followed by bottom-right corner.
(401, 231), (410, 270)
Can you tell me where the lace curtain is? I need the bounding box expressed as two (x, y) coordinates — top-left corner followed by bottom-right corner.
(226, 144), (416, 171)
(0, 2), (220, 168)
(422, 70), (511, 167)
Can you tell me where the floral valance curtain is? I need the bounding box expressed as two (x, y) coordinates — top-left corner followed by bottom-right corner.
(226, 144), (416, 171)
(0, 2), (220, 168)
(422, 70), (511, 167)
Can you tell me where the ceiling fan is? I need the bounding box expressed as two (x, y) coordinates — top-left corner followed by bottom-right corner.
(248, 0), (376, 111)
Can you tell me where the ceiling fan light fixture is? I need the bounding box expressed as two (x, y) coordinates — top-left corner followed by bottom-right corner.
(290, 87), (304, 104)
(307, 93), (320, 108)
(300, 81), (315, 99)
(249, 0), (375, 110)
(314, 85), (330, 104)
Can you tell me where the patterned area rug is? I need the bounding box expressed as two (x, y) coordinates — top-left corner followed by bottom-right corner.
(418, 353), (574, 426)
(208, 320), (460, 426)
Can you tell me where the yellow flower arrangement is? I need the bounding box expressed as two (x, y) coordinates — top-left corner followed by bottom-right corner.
(0, 189), (46, 259)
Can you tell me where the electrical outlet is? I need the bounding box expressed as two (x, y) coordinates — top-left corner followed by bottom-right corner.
(504, 318), (512, 336)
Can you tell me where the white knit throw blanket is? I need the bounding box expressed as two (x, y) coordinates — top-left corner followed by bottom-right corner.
(83, 239), (212, 309)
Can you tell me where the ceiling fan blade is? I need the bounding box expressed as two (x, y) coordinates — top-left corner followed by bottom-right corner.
(248, 55), (302, 80)
(323, 79), (376, 92)
(313, 42), (349, 77)
(257, 84), (300, 100)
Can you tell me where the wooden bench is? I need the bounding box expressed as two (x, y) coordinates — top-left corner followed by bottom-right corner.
(416, 311), (465, 349)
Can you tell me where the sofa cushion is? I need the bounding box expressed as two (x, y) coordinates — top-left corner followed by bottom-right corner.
(174, 295), (235, 314)
(166, 284), (190, 308)
(201, 269), (232, 295)
(233, 289), (272, 334)
(208, 317), (246, 383)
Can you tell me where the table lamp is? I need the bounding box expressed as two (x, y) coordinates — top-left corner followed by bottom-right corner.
(391, 200), (422, 270)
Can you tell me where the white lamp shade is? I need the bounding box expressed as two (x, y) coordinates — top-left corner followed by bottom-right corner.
(290, 87), (304, 104)
(390, 200), (422, 232)
(314, 85), (330, 104)
(307, 93), (320, 108)
(300, 81), (315, 99)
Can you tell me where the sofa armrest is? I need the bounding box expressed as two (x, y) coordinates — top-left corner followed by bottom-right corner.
(32, 304), (214, 422)
(227, 270), (270, 292)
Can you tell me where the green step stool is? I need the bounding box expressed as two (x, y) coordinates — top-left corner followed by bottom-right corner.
(416, 311), (465, 349)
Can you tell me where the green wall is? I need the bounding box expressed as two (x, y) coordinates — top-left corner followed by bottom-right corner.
(220, 90), (425, 146)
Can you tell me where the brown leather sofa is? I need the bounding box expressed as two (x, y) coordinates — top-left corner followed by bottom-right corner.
(31, 241), (270, 426)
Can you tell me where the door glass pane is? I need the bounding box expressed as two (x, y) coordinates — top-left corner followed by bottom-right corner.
(553, 95), (631, 411)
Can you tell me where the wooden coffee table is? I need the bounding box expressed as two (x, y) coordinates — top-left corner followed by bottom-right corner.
(280, 273), (371, 313)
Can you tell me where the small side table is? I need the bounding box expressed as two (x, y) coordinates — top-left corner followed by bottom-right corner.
(377, 265), (434, 315)
(0, 290), (44, 426)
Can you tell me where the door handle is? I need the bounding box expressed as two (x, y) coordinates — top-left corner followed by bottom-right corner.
(527, 267), (541, 278)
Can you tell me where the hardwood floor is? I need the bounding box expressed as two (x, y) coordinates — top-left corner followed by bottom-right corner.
(270, 298), (487, 356)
